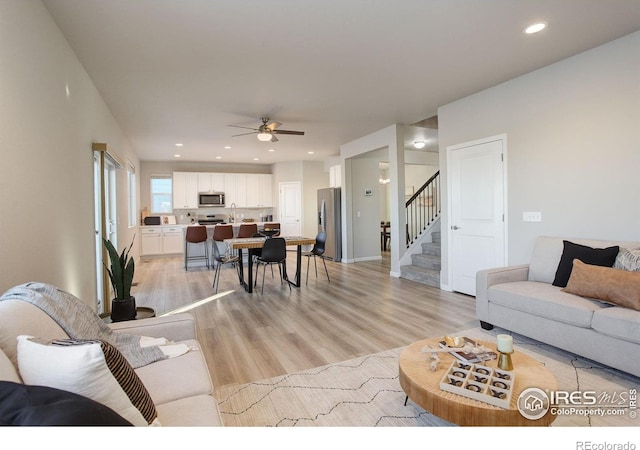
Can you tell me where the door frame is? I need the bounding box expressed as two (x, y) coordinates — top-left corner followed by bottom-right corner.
(445, 134), (508, 293)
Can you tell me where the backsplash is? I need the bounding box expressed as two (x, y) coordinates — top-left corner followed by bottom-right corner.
(173, 207), (274, 225)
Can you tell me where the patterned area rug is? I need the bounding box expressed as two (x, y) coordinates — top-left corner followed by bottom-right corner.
(216, 328), (639, 427)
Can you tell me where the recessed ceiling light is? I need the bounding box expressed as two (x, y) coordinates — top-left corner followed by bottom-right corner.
(215, 156), (222, 159)
(413, 141), (426, 149)
(224, 146), (231, 149)
(174, 154), (181, 158)
(253, 157), (260, 161)
(175, 143), (183, 147)
(524, 22), (547, 34)
(307, 151), (314, 155)
(268, 149), (275, 152)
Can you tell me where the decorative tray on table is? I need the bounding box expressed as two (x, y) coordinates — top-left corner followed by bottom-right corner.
(439, 359), (515, 409)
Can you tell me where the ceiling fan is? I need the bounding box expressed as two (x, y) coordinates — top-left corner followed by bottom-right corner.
(229, 117), (305, 143)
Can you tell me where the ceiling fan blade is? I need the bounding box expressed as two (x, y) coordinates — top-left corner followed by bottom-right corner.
(232, 131), (258, 137)
(270, 134), (279, 143)
(266, 121), (282, 131)
(272, 129), (305, 136)
(229, 124), (259, 131)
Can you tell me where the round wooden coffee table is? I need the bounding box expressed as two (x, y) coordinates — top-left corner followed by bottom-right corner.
(399, 337), (558, 426)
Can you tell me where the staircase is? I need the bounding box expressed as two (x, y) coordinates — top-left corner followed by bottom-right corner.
(400, 231), (441, 288)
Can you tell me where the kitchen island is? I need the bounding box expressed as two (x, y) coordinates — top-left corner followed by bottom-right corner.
(140, 222), (280, 263)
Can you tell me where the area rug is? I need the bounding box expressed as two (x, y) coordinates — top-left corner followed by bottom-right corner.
(216, 328), (639, 427)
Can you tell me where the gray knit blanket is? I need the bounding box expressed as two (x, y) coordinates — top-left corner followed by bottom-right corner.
(0, 282), (166, 369)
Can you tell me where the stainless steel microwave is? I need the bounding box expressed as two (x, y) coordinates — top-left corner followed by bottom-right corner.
(198, 192), (225, 207)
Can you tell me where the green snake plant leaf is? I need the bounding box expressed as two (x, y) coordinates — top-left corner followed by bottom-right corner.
(103, 236), (136, 300)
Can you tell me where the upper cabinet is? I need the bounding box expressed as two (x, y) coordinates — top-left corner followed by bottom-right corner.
(197, 172), (225, 192)
(174, 172), (272, 209)
(224, 173), (247, 207)
(173, 172), (199, 209)
(246, 174), (272, 207)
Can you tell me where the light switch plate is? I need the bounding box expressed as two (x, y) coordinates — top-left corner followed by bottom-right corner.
(523, 211), (542, 222)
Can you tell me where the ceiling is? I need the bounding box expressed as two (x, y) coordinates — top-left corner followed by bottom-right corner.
(43, 0), (640, 164)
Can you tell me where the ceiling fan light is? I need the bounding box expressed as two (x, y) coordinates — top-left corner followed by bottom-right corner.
(413, 140), (426, 149)
(257, 133), (272, 142)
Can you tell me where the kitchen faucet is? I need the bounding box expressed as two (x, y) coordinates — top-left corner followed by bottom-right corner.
(230, 202), (237, 223)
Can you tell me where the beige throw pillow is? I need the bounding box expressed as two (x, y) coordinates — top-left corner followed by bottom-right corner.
(563, 260), (640, 311)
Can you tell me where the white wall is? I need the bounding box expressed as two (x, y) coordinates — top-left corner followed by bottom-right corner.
(0, 1), (139, 307)
(341, 124), (405, 274)
(438, 31), (640, 287)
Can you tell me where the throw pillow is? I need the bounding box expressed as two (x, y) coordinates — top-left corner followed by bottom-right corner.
(562, 260), (640, 311)
(614, 248), (640, 272)
(552, 240), (619, 287)
(0, 381), (132, 426)
(16, 337), (158, 426)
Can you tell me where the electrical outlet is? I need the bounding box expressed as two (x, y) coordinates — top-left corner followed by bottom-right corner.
(523, 211), (542, 222)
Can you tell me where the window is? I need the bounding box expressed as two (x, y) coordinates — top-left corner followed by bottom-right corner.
(150, 175), (172, 213)
(127, 163), (137, 227)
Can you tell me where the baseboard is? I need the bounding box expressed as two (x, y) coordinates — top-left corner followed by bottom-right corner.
(353, 256), (382, 262)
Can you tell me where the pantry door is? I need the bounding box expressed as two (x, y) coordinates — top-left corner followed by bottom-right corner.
(447, 135), (507, 296)
(279, 182), (302, 236)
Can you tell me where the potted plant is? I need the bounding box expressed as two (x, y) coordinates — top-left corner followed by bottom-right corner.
(104, 237), (136, 322)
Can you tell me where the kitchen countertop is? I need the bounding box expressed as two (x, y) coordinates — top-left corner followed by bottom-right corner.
(140, 222), (273, 228)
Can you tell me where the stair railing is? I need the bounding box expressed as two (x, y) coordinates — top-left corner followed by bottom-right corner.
(405, 171), (440, 247)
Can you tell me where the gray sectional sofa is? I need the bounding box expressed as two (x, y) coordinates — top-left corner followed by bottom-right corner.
(476, 236), (640, 377)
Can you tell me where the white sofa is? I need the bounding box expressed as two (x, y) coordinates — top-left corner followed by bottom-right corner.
(476, 236), (640, 378)
(0, 298), (223, 426)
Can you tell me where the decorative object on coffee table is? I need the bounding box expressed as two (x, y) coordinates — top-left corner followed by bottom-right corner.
(103, 237), (137, 322)
(496, 334), (514, 370)
(399, 337), (557, 426)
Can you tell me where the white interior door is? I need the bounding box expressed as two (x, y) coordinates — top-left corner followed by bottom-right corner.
(279, 182), (302, 236)
(448, 135), (506, 296)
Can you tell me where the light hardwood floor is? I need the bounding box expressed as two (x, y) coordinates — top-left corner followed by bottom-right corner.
(134, 251), (478, 389)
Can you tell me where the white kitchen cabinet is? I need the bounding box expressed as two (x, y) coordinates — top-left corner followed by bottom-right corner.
(224, 173), (247, 207)
(141, 226), (185, 256)
(246, 174), (260, 207)
(197, 172), (213, 192)
(259, 174), (273, 207)
(173, 172), (199, 209)
(141, 227), (163, 255)
(162, 226), (184, 254)
(245, 174), (273, 207)
(196, 172), (225, 193)
(211, 173), (225, 192)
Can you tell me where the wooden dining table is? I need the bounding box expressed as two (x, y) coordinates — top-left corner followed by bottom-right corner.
(225, 236), (316, 293)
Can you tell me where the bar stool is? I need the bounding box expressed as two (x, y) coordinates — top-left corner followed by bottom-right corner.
(237, 223), (257, 238)
(211, 224), (234, 266)
(184, 225), (209, 271)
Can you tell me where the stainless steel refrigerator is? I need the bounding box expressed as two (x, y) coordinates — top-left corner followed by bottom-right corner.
(317, 187), (341, 261)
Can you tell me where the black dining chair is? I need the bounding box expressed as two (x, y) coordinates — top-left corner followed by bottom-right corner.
(254, 237), (290, 294)
(303, 232), (330, 285)
(211, 239), (240, 293)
